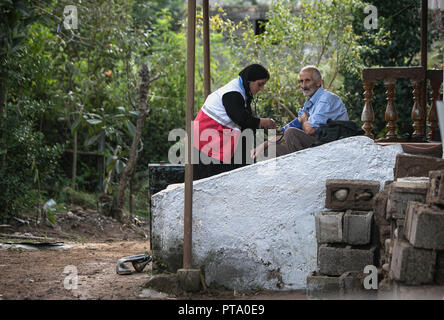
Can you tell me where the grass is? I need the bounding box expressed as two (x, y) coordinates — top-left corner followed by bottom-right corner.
(76, 236), (87, 245)
(57, 187), (98, 210)
(124, 183), (150, 219)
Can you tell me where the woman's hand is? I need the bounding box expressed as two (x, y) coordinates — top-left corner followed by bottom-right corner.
(251, 142), (267, 159)
(259, 118), (277, 129)
(251, 133), (283, 159)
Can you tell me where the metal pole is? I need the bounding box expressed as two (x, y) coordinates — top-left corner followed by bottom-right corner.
(183, 0), (196, 270)
(421, 0), (428, 69)
(421, 0), (428, 138)
(203, 0), (211, 99)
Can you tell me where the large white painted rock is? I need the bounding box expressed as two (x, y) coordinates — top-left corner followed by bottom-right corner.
(151, 136), (404, 290)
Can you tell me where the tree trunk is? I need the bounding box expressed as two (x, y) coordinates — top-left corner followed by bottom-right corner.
(113, 65), (152, 222)
(72, 130), (78, 190)
(68, 68), (78, 190)
(0, 70), (8, 171)
(104, 146), (119, 195)
(97, 130), (105, 192)
(0, 70), (7, 119)
(129, 171), (134, 218)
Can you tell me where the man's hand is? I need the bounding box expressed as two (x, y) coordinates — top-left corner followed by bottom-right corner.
(298, 112), (309, 124)
(299, 112), (315, 135)
(259, 118), (277, 129)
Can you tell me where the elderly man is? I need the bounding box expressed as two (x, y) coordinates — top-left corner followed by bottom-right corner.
(251, 65), (348, 159)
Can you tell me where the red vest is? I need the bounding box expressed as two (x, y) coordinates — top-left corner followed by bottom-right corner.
(193, 78), (246, 164)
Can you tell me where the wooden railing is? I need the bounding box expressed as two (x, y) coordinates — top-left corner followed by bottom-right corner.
(427, 69), (444, 141)
(361, 67), (443, 142)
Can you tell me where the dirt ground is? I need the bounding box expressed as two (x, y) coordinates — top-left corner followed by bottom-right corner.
(0, 208), (306, 300)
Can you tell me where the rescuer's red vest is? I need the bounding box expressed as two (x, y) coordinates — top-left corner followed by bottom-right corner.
(193, 77), (246, 164)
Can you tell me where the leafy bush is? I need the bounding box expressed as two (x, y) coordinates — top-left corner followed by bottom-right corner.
(57, 187), (98, 210)
(207, 0), (386, 128)
(0, 101), (64, 221)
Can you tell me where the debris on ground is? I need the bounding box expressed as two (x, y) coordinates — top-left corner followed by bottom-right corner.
(2, 207), (150, 242)
(116, 253), (152, 275)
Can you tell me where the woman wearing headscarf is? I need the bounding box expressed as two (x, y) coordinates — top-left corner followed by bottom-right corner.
(193, 64), (276, 180)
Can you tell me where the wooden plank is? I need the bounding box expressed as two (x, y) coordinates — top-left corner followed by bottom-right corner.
(363, 67), (425, 81)
(427, 69), (444, 83)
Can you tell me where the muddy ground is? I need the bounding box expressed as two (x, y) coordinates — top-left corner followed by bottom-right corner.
(0, 208), (306, 300)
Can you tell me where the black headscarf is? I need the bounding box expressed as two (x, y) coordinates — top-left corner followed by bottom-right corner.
(238, 64), (270, 106)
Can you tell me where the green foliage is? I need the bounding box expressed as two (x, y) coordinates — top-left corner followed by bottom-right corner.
(0, 0), (38, 60)
(132, 0), (185, 32)
(207, 0), (387, 127)
(0, 100), (64, 221)
(137, 10), (188, 166)
(1, 0), (432, 221)
(428, 9), (444, 70)
(344, 0), (433, 137)
(1, 0), (189, 219)
(57, 186), (98, 210)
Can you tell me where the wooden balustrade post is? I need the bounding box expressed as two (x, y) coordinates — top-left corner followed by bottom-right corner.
(384, 79), (397, 139)
(361, 80), (375, 139)
(411, 79), (425, 139)
(420, 80), (427, 137)
(428, 77), (442, 141)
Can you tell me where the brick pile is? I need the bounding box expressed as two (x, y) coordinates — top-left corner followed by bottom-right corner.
(374, 154), (444, 299)
(378, 170), (444, 299)
(306, 179), (380, 300)
(307, 154), (444, 299)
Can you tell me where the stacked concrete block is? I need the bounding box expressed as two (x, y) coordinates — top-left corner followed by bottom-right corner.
(383, 239), (393, 272)
(382, 177), (429, 271)
(391, 218), (406, 241)
(318, 244), (376, 276)
(372, 182), (393, 269)
(339, 271), (377, 300)
(315, 210), (374, 245)
(326, 179), (380, 211)
(426, 171), (444, 288)
(306, 271), (375, 300)
(343, 210), (373, 245)
(315, 211), (343, 244)
(388, 171), (444, 284)
(389, 173), (444, 288)
(307, 179), (379, 299)
(372, 182), (392, 226)
(389, 239), (436, 285)
(404, 201), (444, 250)
(426, 170), (444, 207)
(385, 179), (428, 220)
(436, 252), (444, 285)
(306, 272), (341, 300)
(393, 154), (444, 180)
(379, 225), (391, 253)
(376, 159), (444, 298)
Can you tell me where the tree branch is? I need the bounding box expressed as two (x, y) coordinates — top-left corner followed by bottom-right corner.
(114, 64), (158, 221)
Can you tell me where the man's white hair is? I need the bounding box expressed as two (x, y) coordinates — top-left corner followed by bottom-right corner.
(301, 65), (322, 81)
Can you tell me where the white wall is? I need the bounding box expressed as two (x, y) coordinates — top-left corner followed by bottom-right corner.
(151, 136), (404, 290)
